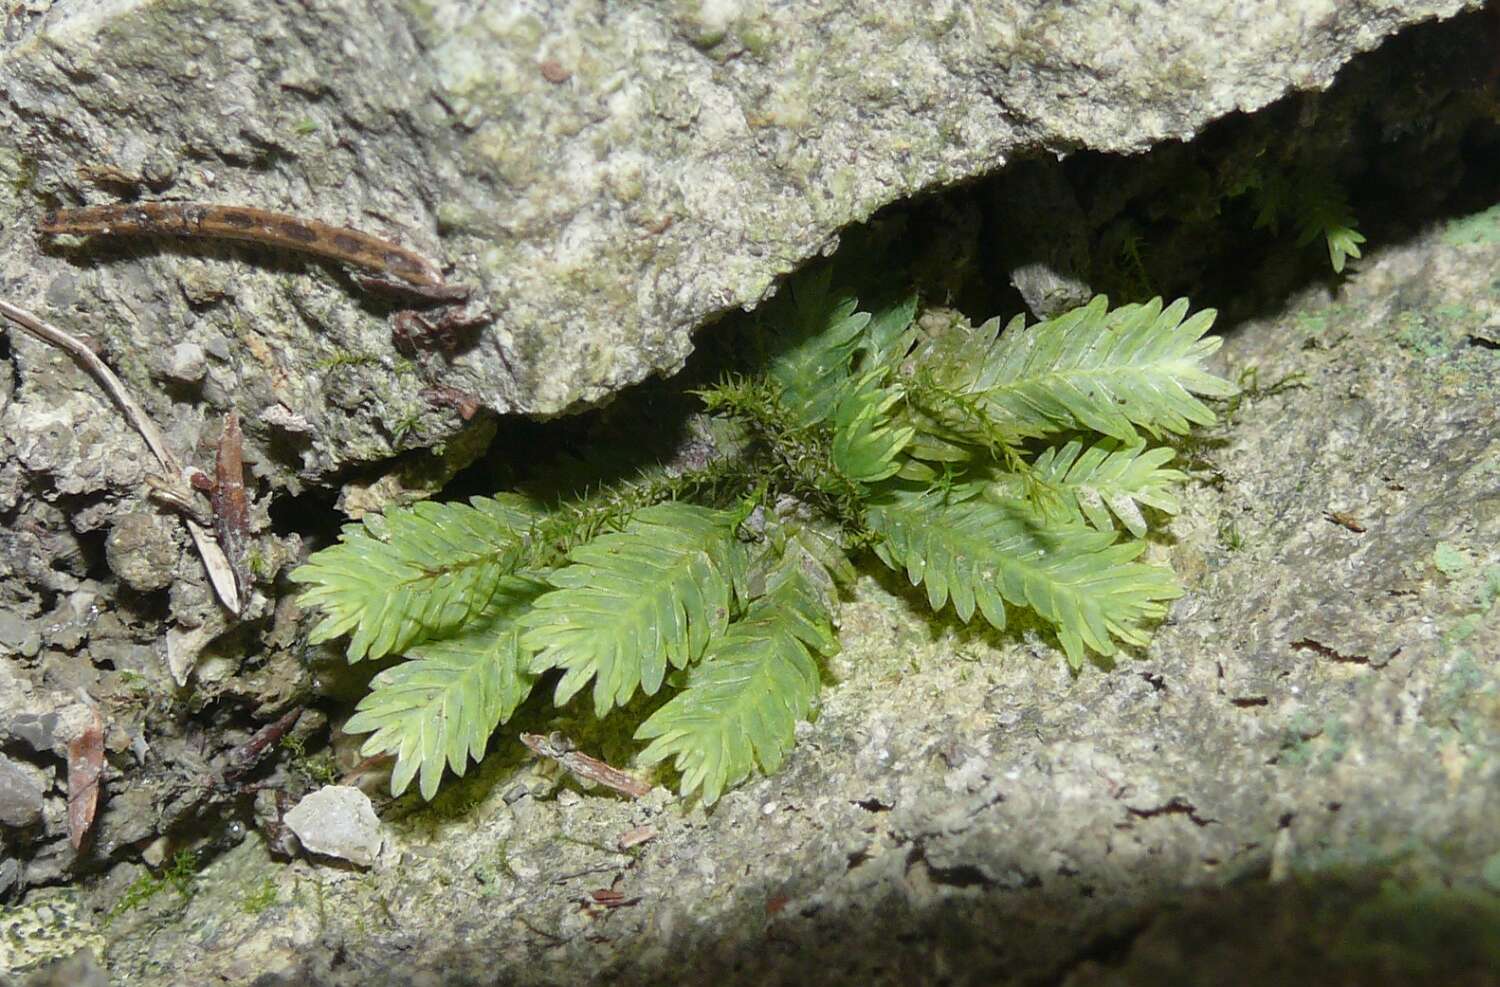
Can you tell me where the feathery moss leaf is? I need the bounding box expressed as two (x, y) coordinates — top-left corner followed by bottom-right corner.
(520, 503), (745, 718)
(1309, 222), (1365, 274)
(987, 438), (1184, 538)
(759, 268), (871, 425)
(855, 292), (919, 370)
(635, 565), (835, 804)
(1245, 168), (1366, 274)
(290, 495), (544, 662)
(867, 483), (1183, 667)
(829, 370), (914, 485)
(918, 296), (1236, 443)
(344, 575), (548, 800)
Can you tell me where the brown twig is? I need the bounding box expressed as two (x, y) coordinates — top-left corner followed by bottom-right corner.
(221, 708), (303, 786)
(519, 732), (653, 799)
(0, 297), (241, 613)
(40, 202), (459, 295)
(614, 825), (658, 851)
(40, 201), (489, 355)
(208, 411), (251, 595)
(1322, 510), (1367, 533)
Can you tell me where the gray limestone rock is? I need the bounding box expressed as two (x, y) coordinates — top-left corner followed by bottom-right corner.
(282, 786), (383, 868)
(0, 660), (96, 762)
(0, 756), (45, 830)
(0, 0), (1477, 487)
(156, 343), (208, 386)
(0, 3), (1479, 826)
(88, 164), (1500, 987)
(0, 608), (42, 660)
(1, 2), (1496, 984)
(4, 714), (61, 758)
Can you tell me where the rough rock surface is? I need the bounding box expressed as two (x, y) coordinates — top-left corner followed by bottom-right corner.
(1, 2), (1496, 985)
(0, 0), (1477, 485)
(45, 177), (1500, 987)
(0, 0), (1477, 806)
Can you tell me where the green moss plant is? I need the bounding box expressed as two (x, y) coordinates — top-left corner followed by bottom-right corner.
(291, 269), (1235, 804)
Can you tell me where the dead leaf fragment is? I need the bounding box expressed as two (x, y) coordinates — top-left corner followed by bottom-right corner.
(67, 712), (105, 850)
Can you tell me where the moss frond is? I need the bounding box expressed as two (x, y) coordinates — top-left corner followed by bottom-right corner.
(295, 268), (1233, 802)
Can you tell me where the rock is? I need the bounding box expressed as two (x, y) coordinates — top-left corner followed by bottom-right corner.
(165, 621), (221, 688)
(5, 713), (59, 756)
(5, 2), (1500, 984)
(0, 659), (99, 760)
(0, 896), (108, 979)
(104, 511), (180, 594)
(139, 836), (169, 870)
(0, 755), (45, 829)
(986, 159), (1097, 318)
(38, 589), (99, 652)
(84, 140), (1500, 985)
(258, 403), (313, 435)
(20, 946), (110, 987)
(157, 342), (208, 385)
(0, 0), (1475, 490)
(283, 786), (383, 867)
(0, 608), (41, 660)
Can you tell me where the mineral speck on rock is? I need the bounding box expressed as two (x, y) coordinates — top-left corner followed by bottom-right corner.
(282, 785), (383, 867)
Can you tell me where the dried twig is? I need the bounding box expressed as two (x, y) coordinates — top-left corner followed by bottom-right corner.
(0, 297), (241, 613)
(581, 887), (640, 910)
(420, 385), (482, 421)
(1323, 510), (1367, 533)
(220, 707), (303, 787)
(615, 825), (658, 851)
(39, 202), (491, 355)
(520, 732), (653, 799)
(206, 411), (251, 595)
(39, 202), (461, 296)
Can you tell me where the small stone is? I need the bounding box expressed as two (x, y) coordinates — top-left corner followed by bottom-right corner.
(201, 333), (233, 362)
(7, 704), (107, 760)
(105, 511), (180, 593)
(0, 755), (45, 829)
(176, 267), (230, 307)
(43, 272), (81, 309)
(140, 836), (169, 869)
(0, 609), (41, 659)
(283, 785), (383, 867)
(159, 342), (208, 384)
(259, 403), (313, 434)
(40, 589), (100, 651)
(7, 713), (59, 755)
(141, 152), (178, 189)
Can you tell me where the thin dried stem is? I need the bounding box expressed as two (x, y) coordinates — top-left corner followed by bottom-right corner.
(0, 297), (241, 614)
